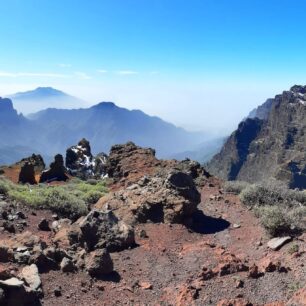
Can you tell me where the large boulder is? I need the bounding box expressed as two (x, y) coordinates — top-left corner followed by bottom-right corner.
(79, 210), (135, 252)
(107, 142), (211, 189)
(16, 154), (45, 184)
(96, 170), (201, 225)
(66, 138), (108, 179)
(85, 249), (113, 277)
(53, 210), (135, 253)
(107, 142), (162, 185)
(17, 154), (45, 173)
(39, 154), (68, 183)
(18, 162), (36, 184)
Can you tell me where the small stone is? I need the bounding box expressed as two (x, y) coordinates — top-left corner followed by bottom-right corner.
(19, 264), (41, 292)
(14, 250), (31, 264)
(60, 257), (75, 273)
(38, 218), (50, 231)
(235, 279), (244, 288)
(0, 277), (24, 287)
(16, 211), (26, 219)
(248, 264), (260, 279)
(52, 214), (59, 220)
(139, 281), (152, 290)
(0, 245), (11, 262)
(54, 286), (62, 297)
(267, 237), (291, 251)
(232, 224), (241, 229)
(16, 246), (28, 252)
(139, 229), (148, 238)
(3, 222), (15, 233)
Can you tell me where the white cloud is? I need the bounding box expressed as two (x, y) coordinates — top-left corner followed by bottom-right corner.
(97, 69), (108, 73)
(58, 63), (72, 68)
(74, 71), (92, 80)
(0, 71), (70, 78)
(116, 70), (139, 75)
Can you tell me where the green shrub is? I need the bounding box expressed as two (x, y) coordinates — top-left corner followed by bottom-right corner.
(0, 178), (14, 195)
(39, 188), (88, 220)
(240, 181), (306, 208)
(240, 180), (306, 237)
(83, 190), (104, 205)
(254, 206), (292, 236)
(224, 181), (249, 195)
(2, 178), (109, 219)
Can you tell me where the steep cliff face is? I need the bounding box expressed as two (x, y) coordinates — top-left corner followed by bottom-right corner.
(208, 85), (306, 188)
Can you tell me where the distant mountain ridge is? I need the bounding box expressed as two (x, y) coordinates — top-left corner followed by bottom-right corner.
(0, 94), (207, 165)
(29, 101), (205, 158)
(7, 87), (86, 114)
(207, 85), (306, 189)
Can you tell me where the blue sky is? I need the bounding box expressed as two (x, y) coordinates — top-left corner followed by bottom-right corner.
(0, 0), (306, 133)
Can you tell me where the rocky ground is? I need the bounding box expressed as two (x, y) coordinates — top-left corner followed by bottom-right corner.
(0, 143), (305, 306)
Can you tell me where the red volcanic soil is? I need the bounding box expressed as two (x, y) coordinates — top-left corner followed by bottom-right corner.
(0, 181), (304, 306)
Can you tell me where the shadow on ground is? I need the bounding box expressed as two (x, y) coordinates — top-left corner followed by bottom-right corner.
(96, 271), (121, 282)
(188, 210), (230, 234)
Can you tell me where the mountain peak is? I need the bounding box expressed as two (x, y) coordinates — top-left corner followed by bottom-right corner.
(290, 84), (306, 94)
(0, 97), (19, 119)
(9, 87), (68, 100)
(91, 102), (117, 109)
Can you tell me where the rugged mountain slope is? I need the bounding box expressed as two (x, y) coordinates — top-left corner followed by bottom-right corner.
(247, 98), (274, 120)
(0, 98), (45, 165)
(208, 85), (306, 188)
(8, 87), (86, 114)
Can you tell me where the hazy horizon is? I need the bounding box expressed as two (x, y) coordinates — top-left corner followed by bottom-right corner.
(1, 0), (306, 134)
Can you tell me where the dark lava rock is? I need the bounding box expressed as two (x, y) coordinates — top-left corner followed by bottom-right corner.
(18, 162), (36, 184)
(39, 154), (68, 183)
(37, 219), (50, 231)
(107, 142), (160, 183)
(85, 249), (113, 277)
(66, 138), (108, 179)
(60, 257), (75, 273)
(79, 210), (135, 252)
(97, 170), (201, 225)
(17, 154), (45, 173)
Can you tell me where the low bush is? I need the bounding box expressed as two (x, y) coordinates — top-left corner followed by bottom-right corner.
(240, 180), (306, 207)
(1, 177), (108, 220)
(82, 190), (105, 205)
(241, 180), (306, 237)
(224, 181), (249, 195)
(0, 178), (14, 195)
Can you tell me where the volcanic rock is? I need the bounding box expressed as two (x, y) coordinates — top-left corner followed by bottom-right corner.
(267, 236), (292, 251)
(96, 170), (201, 225)
(39, 154), (68, 183)
(66, 138), (108, 179)
(107, 142), (161, 184)
(18, 162), (36, 184)
(79, 209), (135, 252)
(37, 218), (50, 231)
(85, 249), (113, 277)
(60, 257), (75, 273)
(19, 264), (41, 292)
(17, 154), (45, 173)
